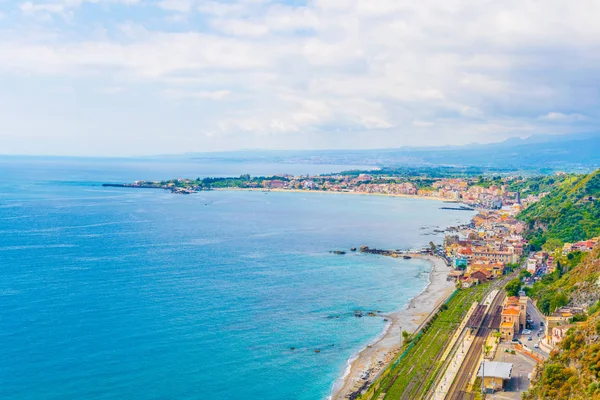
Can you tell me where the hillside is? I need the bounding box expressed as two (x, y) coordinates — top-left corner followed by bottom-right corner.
(524, 247), (600, 399)
(519, 169), (600, 248)
(527, 246), (600, 315)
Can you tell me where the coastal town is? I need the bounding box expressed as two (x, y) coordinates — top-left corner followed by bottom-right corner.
(107, 172), (549, 210)
(337, 173), (600, 400)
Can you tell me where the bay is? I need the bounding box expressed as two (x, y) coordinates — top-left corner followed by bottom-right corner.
(0, 158), (474, 400)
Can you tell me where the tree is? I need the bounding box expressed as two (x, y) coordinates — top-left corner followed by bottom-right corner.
(519, 270), (532, 279)
(505, 278), (522, 297)
(402, 330), (413, 345)
(544, 238), (563, 252)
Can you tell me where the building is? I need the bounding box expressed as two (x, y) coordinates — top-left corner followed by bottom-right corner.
(549, 325), (575, 348)
(543, 306), (585, 348)
(477, 361), (513, 392)
(499, 296), (528, 339)
(470, 270), (490, 284)
(526, 257), (538, 273)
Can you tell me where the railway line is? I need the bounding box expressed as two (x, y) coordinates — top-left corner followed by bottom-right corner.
(445, 290), (506, 400)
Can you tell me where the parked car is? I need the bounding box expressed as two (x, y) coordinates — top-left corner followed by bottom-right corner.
(534, 343), (539, 348)
(528, 336), (533, 341)
(522, 329), (532, 335)
(540, 321), (544, 326)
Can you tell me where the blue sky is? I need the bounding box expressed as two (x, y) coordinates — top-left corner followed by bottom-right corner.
(0, 0), (599, 156)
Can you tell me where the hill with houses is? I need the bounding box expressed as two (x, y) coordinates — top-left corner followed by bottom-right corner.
(518, 169), (600, 250)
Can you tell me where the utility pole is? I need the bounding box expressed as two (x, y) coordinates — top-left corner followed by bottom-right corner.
(481, 344), (485, 394)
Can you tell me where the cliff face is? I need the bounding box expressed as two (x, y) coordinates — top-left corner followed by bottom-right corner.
(568, 248), (600, 309)
(525, 247), (600, 399)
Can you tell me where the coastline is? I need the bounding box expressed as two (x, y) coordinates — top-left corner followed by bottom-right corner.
(330, 253), (456, 400)
(214, 187), (453, 203)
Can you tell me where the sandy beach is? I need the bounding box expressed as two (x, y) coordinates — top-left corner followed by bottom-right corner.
(216, 187), (452, 202)
(330, 254), (456, 400)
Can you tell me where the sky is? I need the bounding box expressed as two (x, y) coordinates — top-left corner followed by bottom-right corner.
(0, 0), (599, 156)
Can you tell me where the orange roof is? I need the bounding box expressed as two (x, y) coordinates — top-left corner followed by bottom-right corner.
(501, 322), (515, 328)
(502, 308), (520, 315)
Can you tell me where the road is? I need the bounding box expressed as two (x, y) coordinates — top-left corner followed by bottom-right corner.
(487, 341), (537, 399)
(445, 290), (506, 400)
(517, 299), (548, 358)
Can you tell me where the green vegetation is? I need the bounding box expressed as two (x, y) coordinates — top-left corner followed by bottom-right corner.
(524, 246), (600, 398)
(360, 284), (489, 400)
(519, 169), (600, 249)
(524, 307), (600, 399)
(526, 249), (598, 316)
(506, 174), (572, 196)
(338, 166), (511, 179)
(519, 269), (532, 279)
(505, 278), (522, 297)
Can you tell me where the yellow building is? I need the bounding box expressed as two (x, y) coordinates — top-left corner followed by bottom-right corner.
(499, 296), (528, 339)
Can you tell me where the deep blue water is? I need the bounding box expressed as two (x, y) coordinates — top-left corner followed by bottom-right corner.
(0, 158), (474, 400)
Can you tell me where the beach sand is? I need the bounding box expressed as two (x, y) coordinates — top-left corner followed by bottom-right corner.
(330, 254), (456, 400)
(216, 187), (452, 202)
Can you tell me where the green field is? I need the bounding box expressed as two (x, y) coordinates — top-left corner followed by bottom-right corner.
(361, 283), (489, 400)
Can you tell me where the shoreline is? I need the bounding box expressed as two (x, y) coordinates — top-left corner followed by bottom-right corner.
(330, 253), (456, 400)
(214, 187), (455, 203)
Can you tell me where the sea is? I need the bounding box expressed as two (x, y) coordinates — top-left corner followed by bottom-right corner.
(0, 157), (475, 400)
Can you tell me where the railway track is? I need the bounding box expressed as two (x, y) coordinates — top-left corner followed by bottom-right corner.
(445, 290), (506, 400)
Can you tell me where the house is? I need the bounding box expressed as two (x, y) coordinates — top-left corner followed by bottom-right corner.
(549, 325), (575, 348)
(461, 276), (475, 288)
(471, 269), (491, 283)
(544, 306), (585, 347)
(477, 361), (513, 392)
(447, 269), (464, 281)
(263, 179), (286, 189)
(526, 257), (538, 273)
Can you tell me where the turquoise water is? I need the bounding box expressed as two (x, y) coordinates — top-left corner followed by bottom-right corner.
(0, 158), (474, 400)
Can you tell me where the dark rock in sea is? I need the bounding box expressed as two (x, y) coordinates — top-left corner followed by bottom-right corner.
(383, 318), (389, 322)
(332, 250), (346, 255)
(359, 246), (369, 252)
(367, 312), (377, 317)
(350, 247), (357, 251)
(314, 349), (321, 353)
(403, 255), (412, 259)
(354, 310), (363, 318)
(290, 347), (296, 350)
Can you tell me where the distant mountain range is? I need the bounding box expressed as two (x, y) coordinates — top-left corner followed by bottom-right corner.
(160, 133), (600, 172)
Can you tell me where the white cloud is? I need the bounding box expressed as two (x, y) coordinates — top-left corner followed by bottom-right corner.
(1, 0), (600, 154)
(157, 0), (192, 13)
(163, 89), (231, 100)
(101, 86), (123, 94)
(412, 120), (435, 128)
(539, 112), (586, 122)
(19, 0), (139, 16)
